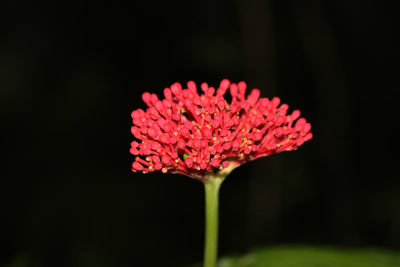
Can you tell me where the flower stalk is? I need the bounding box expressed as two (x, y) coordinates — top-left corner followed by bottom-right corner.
(203, 175), (222, 267)
(203, 163), (237, 267)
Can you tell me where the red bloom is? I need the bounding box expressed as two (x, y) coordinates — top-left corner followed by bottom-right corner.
(130, 79), (312, 180)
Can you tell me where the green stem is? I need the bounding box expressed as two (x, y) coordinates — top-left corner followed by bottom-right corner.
(203, 176), (223, 267)
(203, 163), (238, 267)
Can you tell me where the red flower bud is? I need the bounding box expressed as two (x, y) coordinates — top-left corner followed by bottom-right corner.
(130, 80), (312, 180)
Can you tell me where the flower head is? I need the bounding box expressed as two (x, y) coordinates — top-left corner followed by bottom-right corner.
(130, 79), (312, 180)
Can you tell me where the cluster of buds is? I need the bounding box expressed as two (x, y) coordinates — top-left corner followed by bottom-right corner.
(130, 79), (312, 180)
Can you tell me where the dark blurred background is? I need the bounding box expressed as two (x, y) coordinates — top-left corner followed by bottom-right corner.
(1, 0), (399, 266)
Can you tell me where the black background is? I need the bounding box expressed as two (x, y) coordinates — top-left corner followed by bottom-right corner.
(1, 0), (399, 266)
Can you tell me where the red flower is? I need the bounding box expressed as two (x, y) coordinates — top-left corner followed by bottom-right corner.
(130, 79), (312, 180)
